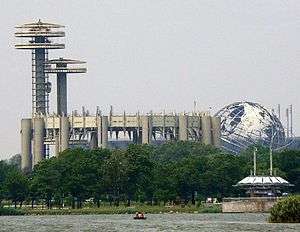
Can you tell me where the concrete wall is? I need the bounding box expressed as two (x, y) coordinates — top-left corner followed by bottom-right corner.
(222, 198), (278, 213)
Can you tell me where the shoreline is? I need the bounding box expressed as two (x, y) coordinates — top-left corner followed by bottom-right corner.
(1, 205), (221, 216)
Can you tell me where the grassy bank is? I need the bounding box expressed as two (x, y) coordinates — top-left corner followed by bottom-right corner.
(18, 204), (221, 216)
(0, 207), (25, 216)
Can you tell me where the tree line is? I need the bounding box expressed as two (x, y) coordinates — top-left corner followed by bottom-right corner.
(0, 141), (299, 209)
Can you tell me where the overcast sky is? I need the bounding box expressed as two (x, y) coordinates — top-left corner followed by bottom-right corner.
(0, 0), (299, 159)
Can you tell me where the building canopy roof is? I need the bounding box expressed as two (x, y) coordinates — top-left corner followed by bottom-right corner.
(235, 175), (293, 187)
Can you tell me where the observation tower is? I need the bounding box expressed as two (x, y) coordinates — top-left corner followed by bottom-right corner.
(45, 58), (87, 116)
(15, 19), (65, 115)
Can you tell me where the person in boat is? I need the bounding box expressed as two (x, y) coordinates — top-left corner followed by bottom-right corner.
(135, 211), (145, 219)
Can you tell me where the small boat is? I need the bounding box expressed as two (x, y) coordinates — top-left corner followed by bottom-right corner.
(134, 212), (146, 220)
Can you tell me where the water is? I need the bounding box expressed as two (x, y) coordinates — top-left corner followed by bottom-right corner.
(0, 213), (299, 232)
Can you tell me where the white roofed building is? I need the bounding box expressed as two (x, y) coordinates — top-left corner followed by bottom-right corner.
(234, 175), (293, 197)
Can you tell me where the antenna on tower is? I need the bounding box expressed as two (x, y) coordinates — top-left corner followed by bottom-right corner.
(286, 108), (290, 138)
(277, 104), (281, 121)
(253, 147), (257, 176)
(110, 105), (113, 118)
(289, 104), (293, 137)
(193, 100), (197, 115)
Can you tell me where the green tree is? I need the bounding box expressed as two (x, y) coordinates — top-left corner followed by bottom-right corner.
(89, 148), (111, 207)
(274, 150), (300, 192)
(152, 163), (177, 205)
(240, 145), (271, 176)
(175, 155), (207, 204)
(154, 141), (219, 163)
(28, 177), (39, 208)
(103, 149), (129, 206)
(32, 157), (63, 208)
(0, 161), (15, 205)
(6, 141), (296, 210)
(201, 153), (245, 199)
(7, 154), (21, 170)
(4, 170), (29, 208)
(59, 148), (99, 208)
(124, 144), (154, 206)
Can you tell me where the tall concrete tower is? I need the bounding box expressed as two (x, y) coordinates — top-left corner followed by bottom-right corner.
(45, 58), (87, 116)
(16, 20), (65, 172)
(15, 20), (65, 115)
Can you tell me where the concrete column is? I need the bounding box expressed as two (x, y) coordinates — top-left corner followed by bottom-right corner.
(133, 129), (138, 144)
(57, 73), (67, 116)
(178, 115), (188, 141)
(141, 116), (151, 144)
(211, 116), (221, 148)
(201, 116), (212, 145)
(33, 117), (45, 166)
(60, 116), (69, 152)
(101, 116), (108, 148)
(21, 119), (32, 172)
(96, 116), (102, 148)
(90, 132), (98, 149)
(54, 134), (59, 156)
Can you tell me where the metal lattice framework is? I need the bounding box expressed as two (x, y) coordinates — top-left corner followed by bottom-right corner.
(215, 101), (286, 154)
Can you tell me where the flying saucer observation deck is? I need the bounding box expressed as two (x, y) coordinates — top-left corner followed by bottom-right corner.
(45, 58), (87, 116)
(15, 20), (65, 115)
(45, 58), (87, 73)
(15, 21), (65, 49)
